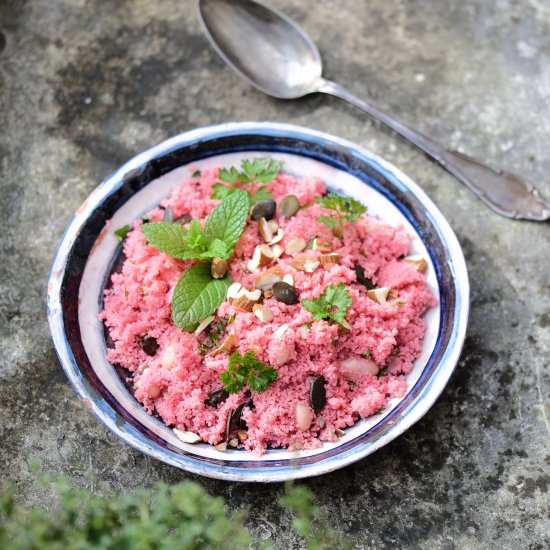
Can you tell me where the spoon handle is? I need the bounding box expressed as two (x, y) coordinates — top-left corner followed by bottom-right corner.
(318, 79), (550, 221)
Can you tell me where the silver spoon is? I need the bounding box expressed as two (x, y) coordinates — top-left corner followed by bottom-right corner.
(198, 0), (550, 221)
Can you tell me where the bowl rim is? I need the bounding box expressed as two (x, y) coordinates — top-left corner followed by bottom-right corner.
(47, 122), (469, 482)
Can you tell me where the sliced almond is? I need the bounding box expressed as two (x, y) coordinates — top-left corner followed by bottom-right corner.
(208, 332), (235, 357)
(312, 237), (332, 252)
(258, 217), (274, 243)
(319, 253), (341, 268)
(388, 288), (399, 299)
(161, 345), (176, 370)
(273, 323), (289, 338)
(173, 429), (202, 444)
(228, 438), (239, 448)
(367, 286), (390, 305)
(291, 255), (320, 273)
(215, 442), (228, 451)
(236, 429), (248, 442)
(253, 303), (274, 322)
(285, 237), (307, 255)
(402, 255), (427, 273)
(282, 273), (294, 286)
(268, 228), (284, 245)
(194, 315), (215, 336)
(254, 265), (284, 290)
(335, 428), (345, 437)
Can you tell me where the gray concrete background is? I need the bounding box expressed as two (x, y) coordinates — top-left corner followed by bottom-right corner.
(1, 0), (549, 548)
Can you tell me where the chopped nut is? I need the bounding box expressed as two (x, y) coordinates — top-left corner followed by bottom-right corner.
(237, 429), (248, 441)
(291, 255), (320, 273)
(296, 401), (314, 430)
(161, 345), (176, 370)
(254, 265), (284, 290)
(367, 286), (390, 305)
(253, 303), (274, 322)
(227, 282), (243, 299)
(267, 219), (279, 233)
(271, 244), (284, 259)
(285, 237), (307, 255)
(194, 315), (215, 336)
(230, 289), (262, 311)
(282, 273), (294, 286)
(312, 237), (332, 252)
(211, 257), (228, 279)
(263, 289), (273, 299)
(388, 288), (399, 299)
(173, 429), (202, 444)
(335, 428), (345, 437)
(338, 319), (352, 333)
(268, 228), (284, 245)
(247, 244), (274, 272)
(402, 255), (427, 273)
(147, 385), (161, 399)
(215, 442), (228, 451)
(208, 333), (235, 357)
(258, 217), (274, 243)
(319, 253), (341, 268)
(341, 356), (379, 379)
(228, 438), (239, 448)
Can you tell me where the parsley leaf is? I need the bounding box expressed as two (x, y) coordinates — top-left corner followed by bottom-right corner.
(114, 224), (131, 241)
(211, 158), (282, 203)
(315, 193), (366, 237)
(220, 350), (278, 393)
(301, 283), (352, 326)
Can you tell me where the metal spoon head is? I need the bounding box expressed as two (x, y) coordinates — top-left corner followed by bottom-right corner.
(198, 0), (323, 99)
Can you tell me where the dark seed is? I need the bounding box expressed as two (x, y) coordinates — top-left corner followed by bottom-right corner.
(174, 213), (192, 225)
(205, 388), (229, 407)
(272, 281), (299, 305)
(353, 264), (375, 290)
(251, 199), (276, 221)
(279, 195), (300, 218)
(140, 335), (159, 356)
(225, 400), (253, 440)
(309, 375), (327, 414)
(163, 206), (174, 222)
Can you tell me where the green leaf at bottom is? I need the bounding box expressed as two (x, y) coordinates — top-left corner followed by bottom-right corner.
(171, 263), (232, 330)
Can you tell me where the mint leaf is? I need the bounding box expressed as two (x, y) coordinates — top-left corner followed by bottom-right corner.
(221, 350), (278, 393)
(114, 224), (131, 241)
(141, 222), (190, 259)
(203, 189), (249, 254)
(171, 263), (232, 330)
(302, 283), (352, 326)
(199, 238), (229, 260)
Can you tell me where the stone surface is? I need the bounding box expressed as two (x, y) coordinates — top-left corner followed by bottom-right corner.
(1, 0), (549, 548)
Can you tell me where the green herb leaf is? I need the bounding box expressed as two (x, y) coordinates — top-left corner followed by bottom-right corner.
(218, 166), (240, 184)
(199, 238), (229, 260)
(316, 193), (367, 237)
(171, 263), (232, 330)
(210, 182), (235, 201)
(141, 222), (190, 259)
(302, 282), (352, 326)
(192, 169), (201, 177)
(240, 158), (283, 183)
(203, 188), (249, 254)
(250, 185), (274, 204)
(114, 224), (131, 241)
(221, 350), (278, 393)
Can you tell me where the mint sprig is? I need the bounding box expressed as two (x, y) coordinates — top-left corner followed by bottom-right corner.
(302, 283), (352, 326)
(211, 158), (282, 204)
(316, 193), (366, 237)
(141, 190), (250, 330)
(220, 350), (278, 393)
(171, 263), (232, 329)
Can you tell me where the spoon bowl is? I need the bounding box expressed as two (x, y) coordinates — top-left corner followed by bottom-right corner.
(198, 0), (322, 98)
(198, 0), (550, 221)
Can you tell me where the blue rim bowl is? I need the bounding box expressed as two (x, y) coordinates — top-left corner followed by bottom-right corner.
(47, 122), (469, 482)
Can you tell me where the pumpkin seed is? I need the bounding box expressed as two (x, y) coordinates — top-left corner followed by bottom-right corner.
(163, 206), (174, 222)
(309, 375), (327, 414)
(251, 199), (276, 221)
(140, 335), (159, 356)
(353, 264), (375, 290)
(205, 388), (229, 407)
(272, 281), (299, 305)
(279, 195), (300, 218)
(174, 213), (192, 225)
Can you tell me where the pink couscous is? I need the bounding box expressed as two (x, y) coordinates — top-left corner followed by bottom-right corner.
(100, 160), (436, 455)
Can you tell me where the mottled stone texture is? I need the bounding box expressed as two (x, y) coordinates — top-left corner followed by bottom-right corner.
(1, 0), (549, 548)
